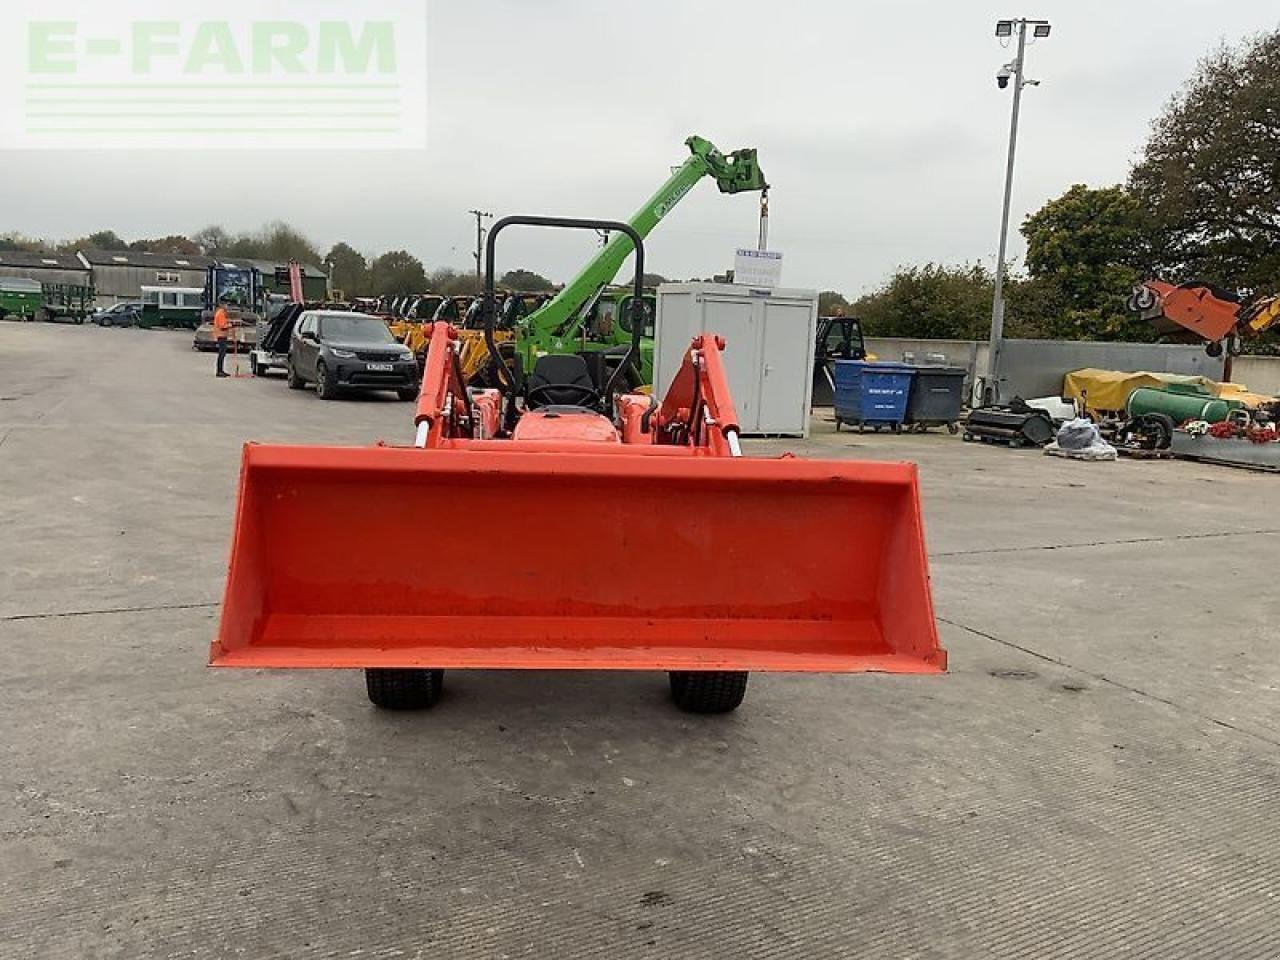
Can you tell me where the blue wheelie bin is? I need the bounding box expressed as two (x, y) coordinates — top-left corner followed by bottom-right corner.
(833, 361), (916, 433)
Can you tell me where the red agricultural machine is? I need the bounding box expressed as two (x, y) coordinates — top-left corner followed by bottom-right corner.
(211, 217), (944, 713)
(1128, 279), (1280, 358)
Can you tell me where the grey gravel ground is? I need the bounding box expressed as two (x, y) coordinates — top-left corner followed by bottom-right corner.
(2, 321), (1277, 959)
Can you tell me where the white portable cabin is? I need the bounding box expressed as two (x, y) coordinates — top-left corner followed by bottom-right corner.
(653, 282), (818, 437)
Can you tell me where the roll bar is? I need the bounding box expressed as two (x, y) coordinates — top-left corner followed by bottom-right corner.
(483, 216), (646, 411)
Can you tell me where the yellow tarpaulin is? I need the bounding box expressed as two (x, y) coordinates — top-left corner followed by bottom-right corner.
(1215, 382), (1276, 409)
(1063, 368), (1273, 413)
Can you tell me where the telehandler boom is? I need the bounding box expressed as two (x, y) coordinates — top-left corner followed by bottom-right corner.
(513, 135), (766, 374)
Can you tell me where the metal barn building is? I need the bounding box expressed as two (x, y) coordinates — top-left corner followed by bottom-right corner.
(78, 249), (213, 309)
(0, 251), (92, 289)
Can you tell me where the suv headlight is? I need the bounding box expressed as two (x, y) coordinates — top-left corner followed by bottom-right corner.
(329, 348), (357, 359)
(400, 349), (415, 362)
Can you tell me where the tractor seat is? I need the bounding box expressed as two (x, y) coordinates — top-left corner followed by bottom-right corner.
(525, 354), (601, 411)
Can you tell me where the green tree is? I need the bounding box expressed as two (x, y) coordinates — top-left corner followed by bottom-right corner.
(369, 250), (428, 296)
(1003, 276), (1070, 340)
(624, 272), (670, 287)
(854, 264), (994, 340)
(499, 268), (554, 291)
(58, 229), (126, 252)
(1020, 184), (1150, 339)
(191, 225), (232, 254)
(1129, 29), (1280, 290)
(256, 222), (322, 265)
(818, 290), (851, 315)
(211, 222), (322, 264)
(325, 242), (369, 295)
(427, 268), (480, 296)
(130, 235), (202, 256)
(0, 233), (47, 252)
(224, 233), (267, 259)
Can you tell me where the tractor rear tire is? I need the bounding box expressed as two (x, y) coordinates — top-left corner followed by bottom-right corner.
(365, 668), (444, 710)
(669, 671), (748, 714)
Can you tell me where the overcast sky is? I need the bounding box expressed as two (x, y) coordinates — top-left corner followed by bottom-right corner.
(2, 0), (1277, 296)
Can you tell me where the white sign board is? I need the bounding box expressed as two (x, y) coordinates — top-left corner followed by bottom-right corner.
(733, 249), (783, 288)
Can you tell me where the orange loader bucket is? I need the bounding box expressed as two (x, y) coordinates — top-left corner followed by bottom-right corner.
(211, 444), (944, 674)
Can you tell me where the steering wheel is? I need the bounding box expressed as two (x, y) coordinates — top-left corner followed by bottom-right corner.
(526, 382), (600, 409)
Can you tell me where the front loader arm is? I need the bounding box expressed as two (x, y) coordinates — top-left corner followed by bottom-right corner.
(411, 323), (504, 447)
(643, 335), (743, 457)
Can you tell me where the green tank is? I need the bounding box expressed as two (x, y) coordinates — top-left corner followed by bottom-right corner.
(1126, 387), (1239, 424)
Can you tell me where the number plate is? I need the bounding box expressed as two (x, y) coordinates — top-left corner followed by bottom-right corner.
(366, 362), (394, 372)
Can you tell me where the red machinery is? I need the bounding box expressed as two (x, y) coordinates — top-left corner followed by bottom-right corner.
(286, 261), (305, 303)
(211, 217), (944, 713)
(1129, 279), (1280, 358)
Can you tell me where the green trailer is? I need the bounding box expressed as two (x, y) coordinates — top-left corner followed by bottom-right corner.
(40, 282), (95, 323)
(140, 286), (205, 329)
(0, 277), (44, 320)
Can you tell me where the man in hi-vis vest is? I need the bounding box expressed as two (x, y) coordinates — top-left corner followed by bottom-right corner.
(213, 299), (230, 378)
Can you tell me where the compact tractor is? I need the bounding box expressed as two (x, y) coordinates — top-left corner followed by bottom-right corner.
(211, 217), (944, 714)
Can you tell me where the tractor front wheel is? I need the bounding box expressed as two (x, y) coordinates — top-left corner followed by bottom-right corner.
(365, 668), (444, 710)
(669, 671), (748, 714)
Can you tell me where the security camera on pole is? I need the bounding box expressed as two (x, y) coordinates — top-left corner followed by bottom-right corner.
(983, 17), (1050, 404)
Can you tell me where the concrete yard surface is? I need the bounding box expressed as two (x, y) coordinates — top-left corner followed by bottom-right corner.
(2, 322), (1278, 958)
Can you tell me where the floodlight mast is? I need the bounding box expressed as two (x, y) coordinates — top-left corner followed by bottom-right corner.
(984, 18), (1050, 404)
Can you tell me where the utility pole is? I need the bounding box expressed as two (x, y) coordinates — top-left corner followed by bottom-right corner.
(985, 17), (1050, 404)
(468, 209), (492, 290)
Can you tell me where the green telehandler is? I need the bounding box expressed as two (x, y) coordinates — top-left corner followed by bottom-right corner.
(506, 134), (767, 387)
